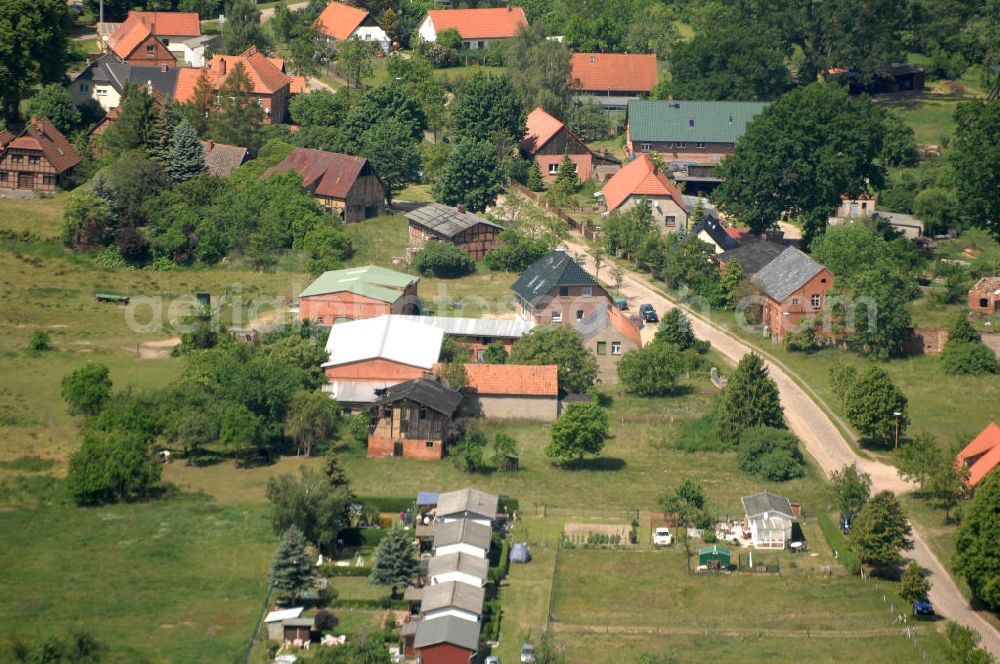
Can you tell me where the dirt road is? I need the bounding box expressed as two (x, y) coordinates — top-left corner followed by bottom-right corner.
(564, 238), (1000, 657)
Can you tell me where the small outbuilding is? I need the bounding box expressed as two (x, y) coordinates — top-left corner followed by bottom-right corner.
(406, 203), (504, 259)
(264, 607), (305, 641)
(367, 378), (462, 460)
(968, 277), (1000, 315)
(510, 542), (531, 563)
(698, 545), (732, 571)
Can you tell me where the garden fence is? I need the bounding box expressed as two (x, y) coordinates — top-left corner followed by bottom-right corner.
(240, 582), (273, 664)
(531, 504), (640, 521)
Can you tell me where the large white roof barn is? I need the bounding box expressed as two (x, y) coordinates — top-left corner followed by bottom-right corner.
(322, 315), (444, 370)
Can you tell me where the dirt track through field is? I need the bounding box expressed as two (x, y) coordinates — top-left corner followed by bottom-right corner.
(550, 621), (918, 639)
(564, 238), (1000, 657)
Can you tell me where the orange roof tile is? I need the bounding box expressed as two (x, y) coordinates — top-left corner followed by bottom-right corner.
(569, 53), (657, 93)
(178, 47), (293, 101)
(601, 153), (685, 211)
(173, 67), (208, 104)
(957, 422), (1000, 488)
(316, 1), (370, 40)
(110, 21), (154, 59)
(608, 306), (642, 348)
(289, 75), (306, 94)
(455, 363), (558, 397)
(520, 107), (565, 155)
(426, 7), (527, 40)
(126, 11), (201, 36)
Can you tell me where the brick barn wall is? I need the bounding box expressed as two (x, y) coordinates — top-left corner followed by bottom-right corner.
(367, 435), (445, 459)
(324, 358), (427, 383)
(300, 292), (393, 324)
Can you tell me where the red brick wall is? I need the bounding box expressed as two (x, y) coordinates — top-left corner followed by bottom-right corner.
(968, 290), (1000, 313)
(324, 358), (427, 383)
(123, 35), (175, 67)
(367, 435), (444, 459)
(416, 642), (474, 664)
(535, 153), (593, 181)
(762, 268), (835, 339)
(300, 292), (393, 324)
(522, 284), (613, 325)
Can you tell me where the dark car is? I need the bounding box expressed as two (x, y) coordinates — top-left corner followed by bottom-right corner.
(839, 512), (852, 534)
(629, 314), (644, 330)
(912, 597), (935, 616)
(639, 303), (659, 323)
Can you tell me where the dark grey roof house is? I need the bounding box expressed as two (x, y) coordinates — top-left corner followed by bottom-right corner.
(511, 250), (601, 308)
(435, 488), (499, 522)
(375, 378), (462, 418)
(71, 54), (180, 103)
(419, 580), (485, 616)
(740, 491), (795, 520)
(691, 217), (739, 253)
(432, 518), (493, 552)
(719, 240), (786, 276)
(406, 202), (504, 259)
(752, 247), (825, 303)
(414, 615), (481, 652)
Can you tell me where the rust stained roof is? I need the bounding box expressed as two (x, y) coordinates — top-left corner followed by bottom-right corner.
(601, 152), (685, 211)
(570, 53), (658, 92)
(315, 1), (369, 40)
(456, 363), (559, 397)
(265, 147), (372, 199)
(426, 7), (527, 39)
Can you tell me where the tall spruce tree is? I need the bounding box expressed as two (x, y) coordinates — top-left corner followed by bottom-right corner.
(147, 103), (179, 167)
(526, 160), (544, 192)
(553, 151), (579, 190)
(270, 525), (315, 598)
(102, 83), (158, 154)
(716, 352), (784, 444)
(185, 68), (216, 135)
(168, 119), (206, 183)
(368, 527), (418, 598)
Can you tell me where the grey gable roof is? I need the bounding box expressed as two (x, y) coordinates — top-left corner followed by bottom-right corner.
(436, 488), (499, 520)
(420, 580), (485, 615)
(511, 250), (599, 307)
(74, 54), (179, 98)
(432, 518), (492, 550)
(720, 240), (785, 277)
(692, 217), (738, 252)
(427, 552), (489, 580)
(741, 491), (795, 520)
(414, 615), (480, 651)
(753, 247), (826, 303)
(406, 203), (502, 239)
(376, 378), (462, 416)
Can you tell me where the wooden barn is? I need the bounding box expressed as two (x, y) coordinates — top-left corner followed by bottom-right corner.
(367, 378), (462, 460)
(406, 203), (504, 260)
(264, 147), (385, 222)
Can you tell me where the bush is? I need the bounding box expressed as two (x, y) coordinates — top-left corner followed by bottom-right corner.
(27, 330), (52, 352)
(737, 426), (806, 481)
(941, 341), (1000, 375)
(412, 241), (475, 278)
(702, 530), (717, 544)
(348, 411), (370, 443)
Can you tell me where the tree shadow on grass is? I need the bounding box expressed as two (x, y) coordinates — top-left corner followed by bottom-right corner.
(562, 456), (626, 472)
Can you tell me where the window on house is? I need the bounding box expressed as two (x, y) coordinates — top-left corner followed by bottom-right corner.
(820, 278), (827, 284)
(0, 172), (7, 181)
(640, 143), (651, 151)
(96, 88), (107, 96)
(463, 41), (470, 49)
(11, 155), (22, 163)
(695, 142), (706, 149)
(79, 84), (89, 92)
(162, 38), (170, 46)
(28, 156), (39, 165)
(611, 342), (622, 355)
(477, 41), (485, 49)
(596, 341), (607, 355)
(791, 298), (799, 305)
(581, 287), (592, 297)
(425, 441), (435, 448)
(146, 45), (156, 56)
(576, 310), (584, 320)
(981, 298), (990, 308)
(811, 294), (821, 308)
(664, 215), (676, 227)
(675, 142), (687, 149)
(548, 163), (558, 174)
(551, 310), (562, 322)
(559, 286), (569, 297)
(42, 175), (54, 184)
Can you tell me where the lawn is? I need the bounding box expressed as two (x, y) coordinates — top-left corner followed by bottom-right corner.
(0, 492), (274, 664)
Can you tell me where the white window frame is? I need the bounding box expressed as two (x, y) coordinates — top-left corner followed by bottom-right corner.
(695, 142), (706, 149)
(548, 163), (558, 174)
(664, 215), (676, 227)
(611, 342), (622, 355)
(791, 297), (799, 305)
(675, 142), (687, 149)
(146, 44), (156, 55)
(640, 142), (651, 151)
(551, 310), (562, 322)
(96, 88), (107, 96)
(811, 294), (821, 308)
(581, 287), (592, 297)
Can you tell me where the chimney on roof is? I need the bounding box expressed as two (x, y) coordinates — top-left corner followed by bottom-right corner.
(218, 57), (226, 75)
(456, 204), (467, 214)
(147, 80), (153, 92)
(206, 140), (214, 150)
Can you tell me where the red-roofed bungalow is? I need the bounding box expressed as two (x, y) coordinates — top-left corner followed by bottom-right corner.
(418, 7), (527, 49)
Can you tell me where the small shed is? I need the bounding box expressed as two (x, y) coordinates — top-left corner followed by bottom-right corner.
(264, 607), (305, 641)
(510, 542), (531, 564)
(698, 545), (732, 571)
(281, 617), (315, 642)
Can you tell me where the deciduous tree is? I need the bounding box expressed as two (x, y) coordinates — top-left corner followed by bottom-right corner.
(337, 36), (376, 87)
(284, 390), (341, 456)
(505, 25), (572, 120)
(27, 84), (80, 134)
(737, 426), (806, 481)
(617, 342), (684, 396)
(451, 72), (524, 144)
(432, 140), (503, 213)
(266, 465), (354, 550)
(850, 490), (912, 569)
(222, 0), (267, 55)
(951, 100), (1000, 237)
(0, 0), (72, 121)
(359, 118), (420, 202)
(955, 469), (1000, 609)
(210, 61), (265, 150)
(829, 463), (872, 516)
(61, 364), (112, 416)
(546, 402), (609, 463)
(844, 366), (909, 446)
(899, 562), (931, 603)
(511, 325), (598, 394)
(66, 430), (161, 505)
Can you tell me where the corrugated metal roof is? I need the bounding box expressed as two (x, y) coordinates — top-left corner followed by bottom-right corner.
(322, 315), (443, 369)
(511, 250), (599, 307)
(299, 265), (417, 300)
(405, 203), (502, 239)
(396, 315), (534, 339)
(752, 247), (825, 303)
(627, 99), (769, 144)
(413, 614), (480, 651)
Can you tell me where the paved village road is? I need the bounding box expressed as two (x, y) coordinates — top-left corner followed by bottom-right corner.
(563, 238), (1000, 658)
(259, 2), (309, 22)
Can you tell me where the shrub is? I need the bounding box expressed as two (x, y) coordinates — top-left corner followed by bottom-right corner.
(348, 411), (371, 443)
(941, 342), (1000, 375)
(737, 426), (806, 481)
(27, 330), (52, 352)
(412, 241), (475, 278)
(703, 530), (718, 544)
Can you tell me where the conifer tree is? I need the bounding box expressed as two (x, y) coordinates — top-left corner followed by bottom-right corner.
(369, 527), (418, 598)
(271, 525), (315, 597)
(527, 160), (544, 191)
(554, 151), (579, 190)
(210, 62), (265, 150)
(147, 103), (179, 167)
(716, 352), (784, 444)
(185, 68), (215, 135)
(168, 119), (206, 183)
(102, 83), (157, 154)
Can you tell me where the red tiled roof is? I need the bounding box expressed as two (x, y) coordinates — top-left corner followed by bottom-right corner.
(315, 1), (369, 40)
(608, 306), (642, 348)
(175, 47), (293, 102)
(110, 21), (154, 59)
(126, 11), (201, 37)
(957, 422), (1000, 487)
(173, 67), (206, 103)
(289, 75), (306, 94)
(452, 363), (559, 397)
(725, 227), (754, 245)
(520, 107), (566, 155)
(426, 7), (527, 40)
(569, 53), (657, 93)
(0, 118), (81, 174)
(601, 153), (685, 211)
(265, 147), (372, 199)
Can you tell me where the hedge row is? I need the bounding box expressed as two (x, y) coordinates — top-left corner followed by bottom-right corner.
(356, 495), (414, 513)
(325, 565), (373, 577)
(817, 511), (861, 574)
(330, 597), (408, 610)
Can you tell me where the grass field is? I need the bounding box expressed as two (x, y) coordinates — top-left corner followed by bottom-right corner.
(0, 492), (274, 663)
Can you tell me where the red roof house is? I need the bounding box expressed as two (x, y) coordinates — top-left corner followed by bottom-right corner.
(264, 147), (385, 222)
(601, 153), (689, 232)
(418, 7), (527, 49)
(174, 46), (295, 124)
(520, 107), (620, 182)
(315, 2), (391, 49)
(0, 118), (81, 192)
(106, 11), (201, 67)
(452, 363), (559, 422)
(957, 422), (1000, 488)
(570, 53), (658, 95)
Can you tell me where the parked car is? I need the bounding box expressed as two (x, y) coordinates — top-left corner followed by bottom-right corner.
(912, 597), (935, 616)
(629, 314), (644, 329)
(613, 296), (629, 311)
(639, 303), (659, 323)
(485, 657), (501, 664)
(652, 527), (673, 546)
(839, 512), (852, 534)
(520, 642), (536, 663)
